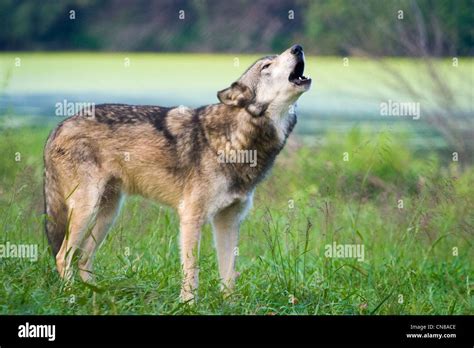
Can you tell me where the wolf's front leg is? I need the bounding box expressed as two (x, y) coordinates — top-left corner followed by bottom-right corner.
(212, 199), (251, 296)
(178, 208), (204, 303)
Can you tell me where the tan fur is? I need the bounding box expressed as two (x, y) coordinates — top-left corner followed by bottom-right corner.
(43, 45), (311, 302)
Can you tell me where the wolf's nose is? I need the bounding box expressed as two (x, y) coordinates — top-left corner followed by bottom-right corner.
(291, 44), (303, 56)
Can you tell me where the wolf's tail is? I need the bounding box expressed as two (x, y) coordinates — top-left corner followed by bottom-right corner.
(44, 155), (68, 257)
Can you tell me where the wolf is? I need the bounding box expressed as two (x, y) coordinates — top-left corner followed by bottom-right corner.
(44, 44), (312, 302)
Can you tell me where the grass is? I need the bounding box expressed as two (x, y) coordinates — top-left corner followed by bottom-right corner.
(0, 125), (472, 315)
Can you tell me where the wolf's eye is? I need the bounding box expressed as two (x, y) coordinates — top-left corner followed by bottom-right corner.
(261, 63), (271, 71)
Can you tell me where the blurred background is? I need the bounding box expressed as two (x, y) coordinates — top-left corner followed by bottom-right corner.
(1, 0), (472, 55)
(0, 0), (473, 315)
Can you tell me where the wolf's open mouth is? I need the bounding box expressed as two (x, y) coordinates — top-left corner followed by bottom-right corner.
(289, 60), (311, 86)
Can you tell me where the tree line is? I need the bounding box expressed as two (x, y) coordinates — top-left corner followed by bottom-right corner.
(1, 0), (472, 56)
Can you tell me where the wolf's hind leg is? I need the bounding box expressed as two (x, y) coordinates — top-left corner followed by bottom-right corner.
(78, 180), (122, 282)
(55, 182), (102, 281)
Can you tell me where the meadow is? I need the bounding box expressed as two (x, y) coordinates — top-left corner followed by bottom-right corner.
(0, 54), (472, 314)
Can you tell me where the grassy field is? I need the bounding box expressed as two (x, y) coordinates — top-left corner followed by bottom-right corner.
(0, 53), (472, 314)
(0, 125), (472, 315)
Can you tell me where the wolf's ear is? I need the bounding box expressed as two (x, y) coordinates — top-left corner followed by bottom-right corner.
(217, 82), (253, 107)
(217, 82), (266, 116)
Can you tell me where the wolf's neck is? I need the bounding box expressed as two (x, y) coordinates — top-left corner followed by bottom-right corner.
(213, 104), (297, 193)
(265, 102), (297, 145)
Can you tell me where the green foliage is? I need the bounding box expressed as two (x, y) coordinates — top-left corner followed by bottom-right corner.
(304, 0), (473, 56)
(0, 0), (472, 56)
(274, 127), (439, 199)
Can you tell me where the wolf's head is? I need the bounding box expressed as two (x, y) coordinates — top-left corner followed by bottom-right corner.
(217, 44), (312, 117)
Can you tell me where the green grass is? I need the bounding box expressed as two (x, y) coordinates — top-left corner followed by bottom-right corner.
(0, 126), (472, 315)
